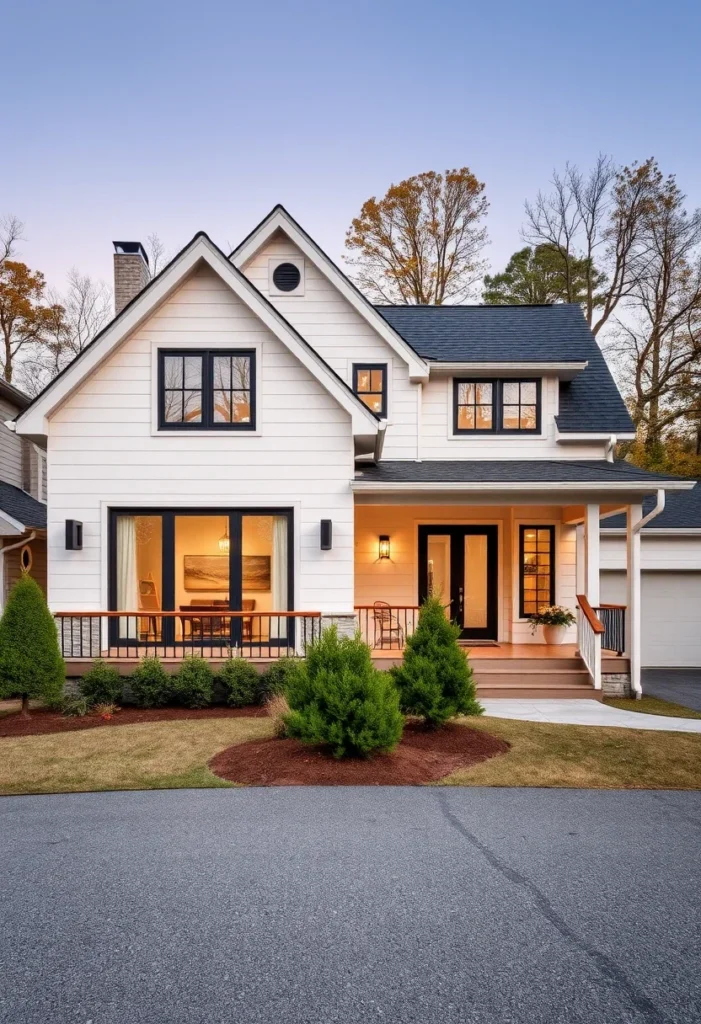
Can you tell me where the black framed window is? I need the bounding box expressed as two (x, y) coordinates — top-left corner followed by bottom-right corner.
(519, 525), (555, 618)
(353, 364), (387, 417)
(158, 349), (255, 430)
(453, 378), (541, 434)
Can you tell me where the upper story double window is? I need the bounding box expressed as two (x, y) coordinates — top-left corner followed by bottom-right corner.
(353, 363), (387, 418)
(158, 349), (256, 430)
(453, 379), (541, 435)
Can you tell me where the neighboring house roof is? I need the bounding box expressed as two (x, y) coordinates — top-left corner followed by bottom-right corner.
(15, 232), (380, 441)
(229, 205), (429, 381)
(375, 303), (634, 435)
(0, 378), (30, 411)
(0, 479), (46, 530)
(353, 459), (693, 493)
(603, 479), (701, 531)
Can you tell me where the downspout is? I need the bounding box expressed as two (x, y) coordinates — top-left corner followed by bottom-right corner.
(633, 488), (665, 534)
(605, 434), (617, 463)
(0, 530), (36, 615)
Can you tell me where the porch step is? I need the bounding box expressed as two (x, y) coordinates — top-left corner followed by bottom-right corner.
(473, 668), (592, 687)
(469, 657), (584, 671)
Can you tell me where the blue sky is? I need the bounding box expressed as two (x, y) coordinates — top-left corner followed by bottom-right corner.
(4, 0), (700, 293)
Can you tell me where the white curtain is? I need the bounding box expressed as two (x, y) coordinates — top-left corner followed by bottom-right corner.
(117, 516), (139, 638)
(270, 516), (288, 640)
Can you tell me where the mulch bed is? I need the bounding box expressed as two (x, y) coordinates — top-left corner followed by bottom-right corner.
(0, 705), (266, 738)
(209, 721), (510, 786)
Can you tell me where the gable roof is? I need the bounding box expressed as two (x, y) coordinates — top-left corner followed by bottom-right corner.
(0, 479), (46, 530)
(0, 379), (30, 412)
(229, 205), (429, 381)
(376, 303), (634, 435)
(15, 232), (380, 440)
(603, 479), (701, 531)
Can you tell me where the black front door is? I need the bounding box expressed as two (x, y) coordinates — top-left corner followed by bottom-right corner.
(418, 525), (498, 640)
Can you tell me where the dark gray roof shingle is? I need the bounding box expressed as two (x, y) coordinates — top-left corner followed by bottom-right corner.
(604, 479), (700, 530)
(0, 480), (47, 529)
(375, 303), (634, 434)
(356, 460), (684, 486)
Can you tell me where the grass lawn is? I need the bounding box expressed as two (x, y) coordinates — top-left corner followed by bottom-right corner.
(603, 695), (701, 720)
(2, 713), (701, 794)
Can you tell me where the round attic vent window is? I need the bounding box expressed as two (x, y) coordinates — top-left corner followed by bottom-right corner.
(272, 262), (301, 292)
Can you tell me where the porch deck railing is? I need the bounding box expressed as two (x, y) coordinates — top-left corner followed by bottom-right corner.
(54, 611), (322, 661)
(354, 605), (420, 650)
(594, 604), (626, 656)
(576, 594), (605, 689)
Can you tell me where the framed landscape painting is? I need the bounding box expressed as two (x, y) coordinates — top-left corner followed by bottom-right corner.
(183, 554), (271, 591)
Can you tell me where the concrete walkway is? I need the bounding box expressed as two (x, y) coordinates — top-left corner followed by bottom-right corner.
(481, 698), (701, 732)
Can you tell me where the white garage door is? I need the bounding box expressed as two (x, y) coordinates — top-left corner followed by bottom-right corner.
(600, 571), (701, 668)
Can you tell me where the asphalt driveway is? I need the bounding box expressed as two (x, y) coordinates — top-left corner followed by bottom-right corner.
(2, 788), (700, 1024)
(643, 668), (701, 711)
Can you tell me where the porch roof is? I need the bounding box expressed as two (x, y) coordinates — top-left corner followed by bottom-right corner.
(0, 480), (47, 532)
(353, 460), (695, 496)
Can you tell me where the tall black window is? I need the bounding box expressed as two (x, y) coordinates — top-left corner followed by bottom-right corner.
(453, 379), (541, 434)
(353, 364), (387, 417)
(519, 525), (555, 618)
(159, 349), (255, 430)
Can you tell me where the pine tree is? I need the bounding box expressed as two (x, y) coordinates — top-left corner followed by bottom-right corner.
(391, 597), (482, 727)
(0, 574), (65, 714)
(285, 626), (404, 758)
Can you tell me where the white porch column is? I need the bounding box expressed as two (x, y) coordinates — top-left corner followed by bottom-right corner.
(575, 524), (585, 596)
(626, 503), (643, 698)
(583, 504), (600, 605)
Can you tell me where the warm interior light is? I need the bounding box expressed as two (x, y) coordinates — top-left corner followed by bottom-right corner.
(378, 535), (390, 560)
(219, 522), (230, 553)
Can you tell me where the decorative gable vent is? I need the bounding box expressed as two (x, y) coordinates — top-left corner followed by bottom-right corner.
(269, 257), (304, 296)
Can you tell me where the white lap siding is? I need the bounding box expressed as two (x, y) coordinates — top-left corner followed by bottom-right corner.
(47, 265), (355, 615)
(241, 231), (419, 460)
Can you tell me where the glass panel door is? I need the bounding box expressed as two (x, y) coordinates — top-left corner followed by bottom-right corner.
(427, 534), (451, 614)
(463, 533), (488, 629)
(175, 514), (230, 643)
(241, 515), (289, 645)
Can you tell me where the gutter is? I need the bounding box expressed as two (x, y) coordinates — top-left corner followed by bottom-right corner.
(351, 480), (695, 494)
(0, 530), (36, 615)
(605, 435), (616, 463)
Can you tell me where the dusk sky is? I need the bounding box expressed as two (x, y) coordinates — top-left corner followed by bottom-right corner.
(4, 0), (700, 294)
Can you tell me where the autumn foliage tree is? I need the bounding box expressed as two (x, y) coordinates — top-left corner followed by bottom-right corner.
(345, 168), (489, 304)
(0, 261), (67, 383)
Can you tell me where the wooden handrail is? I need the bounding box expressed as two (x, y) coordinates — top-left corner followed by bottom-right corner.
(576, 595), (605, 634)
(353, 605), (420, 611)
(54, 610), (321, 619)
(597, 603), (626, 610)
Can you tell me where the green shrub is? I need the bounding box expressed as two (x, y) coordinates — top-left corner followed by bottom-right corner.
(391, 597), (482, 727)
(130, 655), (172, 708)
(284, 626), (403, 759)
(172, 656), (213, 709)
(258, 657), (300, 703)
(79, 659), (122, 706)
(0, 575), (65, 713)
(62, 695), (92, 717)
(218, 657), (259, 707)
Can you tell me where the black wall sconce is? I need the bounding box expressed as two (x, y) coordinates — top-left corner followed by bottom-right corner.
(378, 535), (391, 560)
(320, 519), (332, 550)
(65, 519), (83, 550)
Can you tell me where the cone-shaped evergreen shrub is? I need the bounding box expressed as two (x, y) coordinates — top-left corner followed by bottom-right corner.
(391, 597), (482, 727)
(130, 655), (172, 708)
(0, 574), (65, 712)
(79, 659), (122, 706)
(172, 656), (213, 708)
(284, 626), (403, 758)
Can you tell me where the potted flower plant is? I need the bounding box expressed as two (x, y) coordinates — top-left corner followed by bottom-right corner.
(529, 605), (577, 645)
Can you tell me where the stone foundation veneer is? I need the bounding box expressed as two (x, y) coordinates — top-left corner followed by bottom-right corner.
(320, 614), (358, 639)
(602, 672), (631, 698)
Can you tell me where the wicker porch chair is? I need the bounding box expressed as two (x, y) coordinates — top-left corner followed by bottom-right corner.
(373, 600), (404, 649)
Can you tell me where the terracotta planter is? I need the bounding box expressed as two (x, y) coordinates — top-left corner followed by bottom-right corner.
(542, 624), (568, 645)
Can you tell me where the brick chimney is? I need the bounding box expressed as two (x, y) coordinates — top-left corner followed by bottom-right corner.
(113, 241), (150, 315)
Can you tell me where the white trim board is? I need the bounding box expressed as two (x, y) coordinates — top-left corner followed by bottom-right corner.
(16, 233), (381, 441)
(230, 205), (429, 383)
